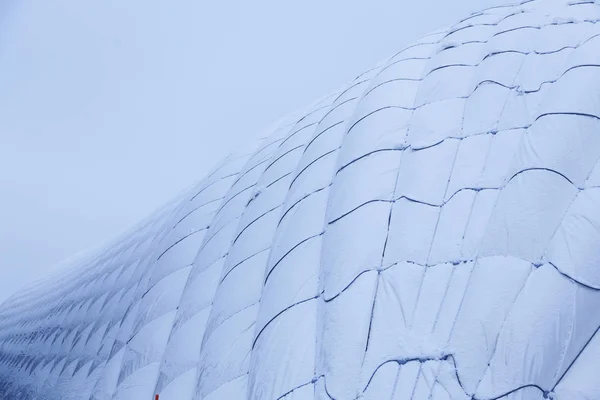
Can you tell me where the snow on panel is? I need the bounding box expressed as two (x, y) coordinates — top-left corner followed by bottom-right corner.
(1, 1), (600, 399)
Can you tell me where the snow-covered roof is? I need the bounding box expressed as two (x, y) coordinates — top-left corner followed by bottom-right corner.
(1, 0), (600, 399)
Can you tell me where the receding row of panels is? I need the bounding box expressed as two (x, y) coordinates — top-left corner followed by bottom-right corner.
(1, 0), (600, 399)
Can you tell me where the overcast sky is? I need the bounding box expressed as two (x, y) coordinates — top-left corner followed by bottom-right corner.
(0, 0), (504, 305)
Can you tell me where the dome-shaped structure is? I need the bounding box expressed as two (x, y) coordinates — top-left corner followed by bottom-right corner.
(2, 0), (600, 399)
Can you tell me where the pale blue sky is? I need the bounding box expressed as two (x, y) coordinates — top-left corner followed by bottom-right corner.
(0, 0), (503, 304)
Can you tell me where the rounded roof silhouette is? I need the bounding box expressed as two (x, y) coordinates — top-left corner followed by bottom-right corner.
(1, 0), (600, 399)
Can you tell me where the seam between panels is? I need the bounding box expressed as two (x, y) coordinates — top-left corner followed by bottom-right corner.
(326, 34), (440, 397)
(330, 80), (364, 107)
(213, 183), (257, 217)
(361, 76), (423, 99)
(471, 0), (534, 20)
(251, 295), (320, 350)
(89, 195), (193, 399)
(8, 5), (600, 400)
(188, 147), (281, 397)
(265, 171), (292, 189)
(547, 261), (600, 291)
(361, 147), (406, 364)
(148, 155), (253, 398)
(155, 228), (208, 262)
(303, 121), (346, 157)
(442, 44), (531, 398)
(198, 111), (320, 399)
(246, 106), (342, 324)
(248, 136), (286, 166)
(407, 88), (462, 400)
(469, 41), (600, 396)
(196, 327), (258, 400)
(426, 265), (459, 394)
(262, 145), (305, 174)
(407, 135), (460, 325)
(347, 78), (586, 146)
(290, 147), (340, 191)
(264, 232), (323, 286)
(325, 166), (583, 231)
(361, 42), (600, 115)
(203, 117), (325, 398)
(205, 302), (261, 341)
(429, 137), (486, 334)
(444, 22), (496, 38)
(387, 41), (439, 64)
(354, 64), (381, 81)
(276, 123), (319, 151)
(278, 184), (333, 228)
(348, 37), (439, 397)
(275, 377), (321, 400)
(358, 354), (551, 400)
(189, 172), (238, 202)
(175, 197), (225, 227)
(310, 70), (379, 399)
(427, 23), (528, 397)
(388, 365), (402, 400)
(553, 268), (578, 393)
(451, 0), (568, 35)
(298, 103), (335, 125)
(231, 204), (282, 246)
(552, 324), (600, 392)
(202, 154), (236, 182)
(470, 265), (535, 397)
(409, 364), (424, 400)
(128, 266), (196, 390)
(230, 158), (272, 189)
(192, 215), (233, 258)
(220, 247), (271, 285)
(433, 375), (454, 399)
(545, 156), (600, 390)
(44, 211), (165, 397)
(83, 212), (183, 394)
(323, 264), (399, 303)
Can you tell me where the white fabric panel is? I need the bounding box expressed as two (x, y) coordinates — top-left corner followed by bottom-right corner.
(1, 2), (600, 399)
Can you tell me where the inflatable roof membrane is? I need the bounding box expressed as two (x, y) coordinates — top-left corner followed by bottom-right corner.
(1, 0), (600, 399)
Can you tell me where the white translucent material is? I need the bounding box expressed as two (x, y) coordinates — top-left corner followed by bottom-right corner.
(1, 0), (600, 399)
